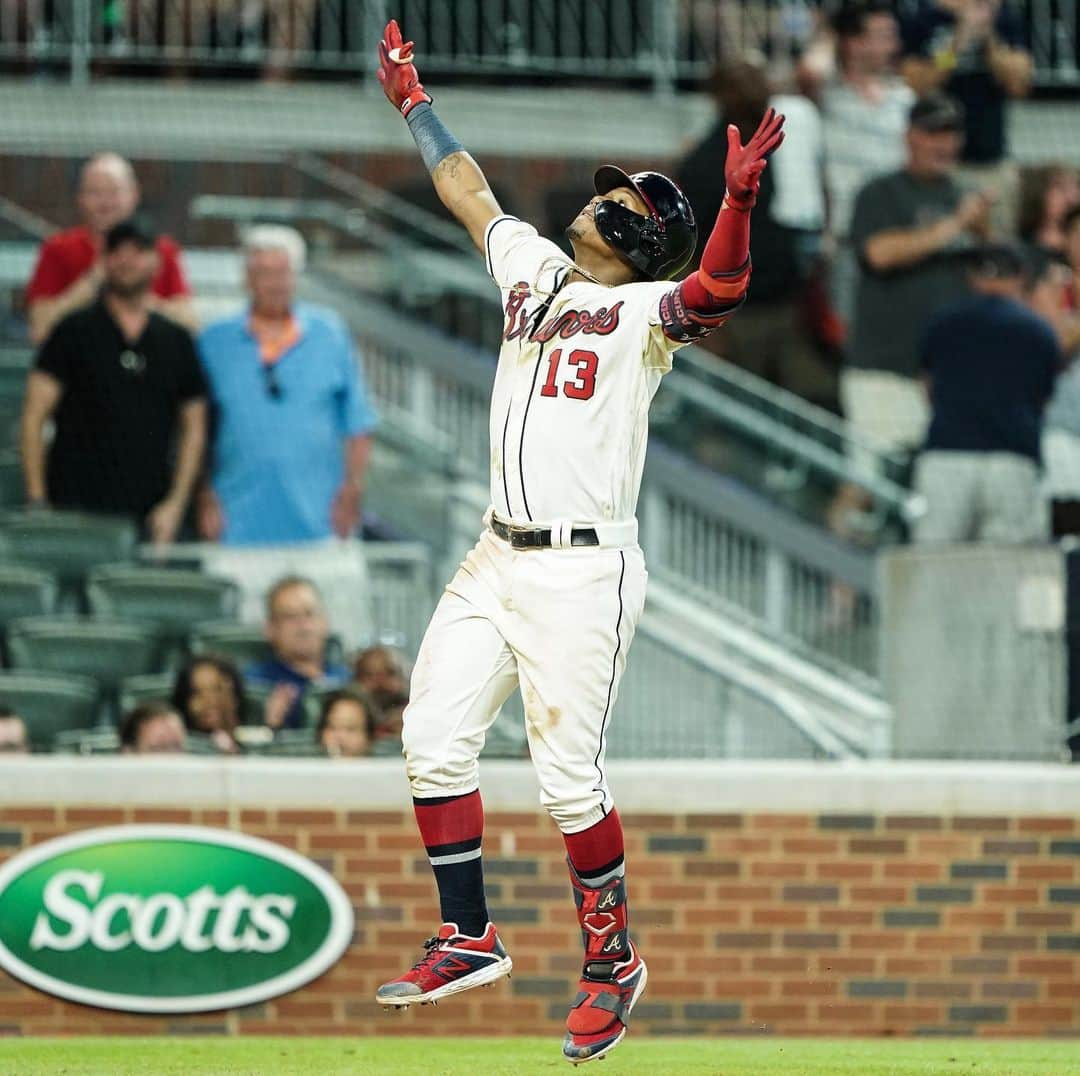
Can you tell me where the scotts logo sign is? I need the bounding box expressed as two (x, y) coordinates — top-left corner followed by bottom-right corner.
(0, 826), (354, 1013)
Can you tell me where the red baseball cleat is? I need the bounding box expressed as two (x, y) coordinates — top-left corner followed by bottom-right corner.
(562, 871), (647, 1064)
(375, 922), (512, 1008)
(563, 941), (648, 1064)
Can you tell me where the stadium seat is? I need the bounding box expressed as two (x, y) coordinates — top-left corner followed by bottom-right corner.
(118, 672), (176, 715)
(0, 562), (58, 637)
(190, 620), (272, 667)
(246, 729), (326, 757)
(6, 617), (163, 700)
(0, 670), (99, 749)
(53, 727), (120, 755)
(87, 565), (240, 641)
(0, 449), (22, 506)
(0, 511), (138, 599)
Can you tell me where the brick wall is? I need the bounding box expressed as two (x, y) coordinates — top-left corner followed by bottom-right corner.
(1, 803), (1078, 1037)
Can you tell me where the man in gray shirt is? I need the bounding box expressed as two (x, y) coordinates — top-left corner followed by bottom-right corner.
(845, 93), (994, 455)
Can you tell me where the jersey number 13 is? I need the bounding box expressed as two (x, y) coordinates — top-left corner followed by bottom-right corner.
(539, 347), (598, 402)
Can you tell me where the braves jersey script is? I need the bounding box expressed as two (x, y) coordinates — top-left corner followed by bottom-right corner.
(484, 214), (730, 527)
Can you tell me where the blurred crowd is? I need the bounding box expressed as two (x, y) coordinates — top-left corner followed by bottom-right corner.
(1, 570), (411, 758)
(676, 0), (1079, 547)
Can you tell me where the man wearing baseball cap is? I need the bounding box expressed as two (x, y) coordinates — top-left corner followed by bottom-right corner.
(20, 215), (208, 545)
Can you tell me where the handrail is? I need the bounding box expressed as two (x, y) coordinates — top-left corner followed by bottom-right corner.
(291, 153), (477, 255)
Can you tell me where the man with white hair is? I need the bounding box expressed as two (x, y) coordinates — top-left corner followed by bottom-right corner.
(196, 224), (377, 545)
(25, 152), (195, 344)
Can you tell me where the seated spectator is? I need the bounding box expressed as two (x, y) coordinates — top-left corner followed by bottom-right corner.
(370, 688), (407, 745)
(247, 576), (350, 729)
(120, 702), (187, 754)
(172, 654), (244, 754)
(1018, 165), (1080, 258)
(20, 216), (208, 544)
(678, 58), (837, 411)
(912, 243), (1059, 543)
(197, 225), (377, 546)
(899, 0), (1031, 231)
(353, 644), (410, 699)
(25, 152), (194, 345)
(0, 706), (29, 754)
(316, 687), (377, 758)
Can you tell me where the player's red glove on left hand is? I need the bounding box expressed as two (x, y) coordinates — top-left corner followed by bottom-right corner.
(724, 106), (786, 209)
(377, 19), (431, 118)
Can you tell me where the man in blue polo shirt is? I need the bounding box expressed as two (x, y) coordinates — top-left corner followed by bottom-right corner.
(197, 225), (377, 545)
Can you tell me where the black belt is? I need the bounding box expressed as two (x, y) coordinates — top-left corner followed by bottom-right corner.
(491, 516), (599, 550)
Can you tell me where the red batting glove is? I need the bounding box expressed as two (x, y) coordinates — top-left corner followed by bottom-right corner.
(377, 19), (432, 119)
(724, 106), (786, 209)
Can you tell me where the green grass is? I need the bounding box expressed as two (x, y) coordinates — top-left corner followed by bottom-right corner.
(1, 1037), (1077, 1075)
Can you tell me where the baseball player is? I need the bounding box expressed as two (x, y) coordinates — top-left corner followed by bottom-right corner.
(373, 19), (784, 1065)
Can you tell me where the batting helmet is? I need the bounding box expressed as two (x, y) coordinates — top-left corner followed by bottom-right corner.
(592, 166), (697, 281)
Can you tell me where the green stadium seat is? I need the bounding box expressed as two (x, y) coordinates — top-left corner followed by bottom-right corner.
(0, 349), (29, 402)
(87, 565), (240, 640)
(53, 728), (120, 755)
(0, 449), (22, 507)
(0, 562), (58, 635)
(0, 399), (19, 449)
(6, 617), (164, 698)
(0, 511), (138, 597)
(190, 620), (272, 668)
(245, 728), (326, 757)
(0, 670), (100, 749)
(118, 672), (176, 715)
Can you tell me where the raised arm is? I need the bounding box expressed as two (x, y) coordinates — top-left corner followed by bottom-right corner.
(662, 109), (785, 341)
(377, 19), (501, 251)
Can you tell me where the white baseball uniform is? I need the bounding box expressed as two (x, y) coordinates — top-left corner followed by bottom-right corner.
(403, 214), (725, 832)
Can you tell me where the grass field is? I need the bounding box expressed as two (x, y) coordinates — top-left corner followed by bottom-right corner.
(1, 1036), (1077, 1075)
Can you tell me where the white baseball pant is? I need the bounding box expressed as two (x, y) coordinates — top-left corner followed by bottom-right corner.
(402, 528), (647, 833)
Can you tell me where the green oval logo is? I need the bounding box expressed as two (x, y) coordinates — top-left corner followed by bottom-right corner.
(0, 825), (354, 1013)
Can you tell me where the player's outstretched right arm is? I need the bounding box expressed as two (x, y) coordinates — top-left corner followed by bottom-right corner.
(377, 19), (501, 252)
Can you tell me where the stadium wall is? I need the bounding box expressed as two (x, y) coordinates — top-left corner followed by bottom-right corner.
(0, 758), (1078, 1038)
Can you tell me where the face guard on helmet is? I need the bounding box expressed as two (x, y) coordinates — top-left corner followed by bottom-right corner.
(591, 166), (697, 282)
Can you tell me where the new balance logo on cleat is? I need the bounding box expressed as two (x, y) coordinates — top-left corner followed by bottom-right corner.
(375, 922), (512, 1009)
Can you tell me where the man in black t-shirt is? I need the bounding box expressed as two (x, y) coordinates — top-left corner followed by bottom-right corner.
(20, 217), (208, 544)
(898, 0), (1031, 232)
(899, 0), (1031, 166)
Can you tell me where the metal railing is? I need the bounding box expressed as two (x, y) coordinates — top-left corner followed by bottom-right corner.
(310, 269), (883, 682)
(193, 184), (916, 534)
(3, 1), (1076, 89)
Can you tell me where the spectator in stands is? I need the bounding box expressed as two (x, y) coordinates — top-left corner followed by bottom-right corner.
(899, 0), (1032, 229)
(171, 654), (245, 754)
(0, 706), (29, 754)
(20, 217), (209, 545)
(246, 575), (350, 730)
(353, 644), (410, 700)
(1018, 166), (1080, 258)
(913, 243), (1059, 543)
(677, 59), (837, 411)
(316, 687), (377, 758)
(196, 225), (377, 546)
(821, 1), (914, 328)
(25, 152), (194, 345)
(370, 688), (407, 747)
(844, 93), (991, 459)
(120, 702), (187, 754)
